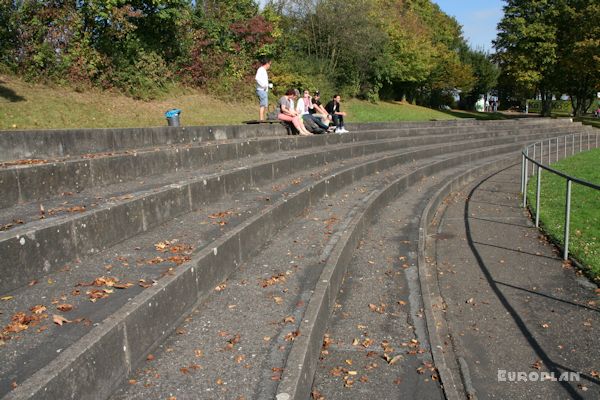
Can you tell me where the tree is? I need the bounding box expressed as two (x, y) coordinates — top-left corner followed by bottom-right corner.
(460, 48), (500, 109)
(494, 0), (559, 116)
(554, 0), (600, 116)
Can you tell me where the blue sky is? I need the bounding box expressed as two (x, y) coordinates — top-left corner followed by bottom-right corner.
(434, 0), (505, 52)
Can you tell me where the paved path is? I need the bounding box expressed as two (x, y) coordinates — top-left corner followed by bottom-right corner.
(431, 164), (600, 399)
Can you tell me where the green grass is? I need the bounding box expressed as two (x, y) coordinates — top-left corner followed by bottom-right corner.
(527, 148), (600, 281)
(344, 100), (455, 122)
(0, 75), (464, 130)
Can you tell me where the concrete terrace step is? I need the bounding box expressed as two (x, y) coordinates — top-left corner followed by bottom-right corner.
(111, 151), (516, 400)
(0, 128), (575, 294)
(3, 140), (528, 400)
(0, 118), (574, 163)
(0, 119), (583, 399)
(0, 122), (584, 213)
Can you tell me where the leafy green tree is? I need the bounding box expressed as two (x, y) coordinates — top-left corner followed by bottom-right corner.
(554, 0), (600, 116)
(460, 48), (500, 109)
(494, 0), (560, 116)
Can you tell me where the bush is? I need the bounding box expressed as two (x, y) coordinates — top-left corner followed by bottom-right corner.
(112, 51), (173, 100)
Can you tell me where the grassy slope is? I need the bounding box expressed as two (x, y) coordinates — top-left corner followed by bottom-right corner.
(527, 148), (600, 280)
(0, 75), (456, 130)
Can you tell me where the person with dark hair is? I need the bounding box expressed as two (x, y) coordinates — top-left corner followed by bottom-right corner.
(325, 94), (349, 133)
(255, 57), (272, 121)
(296, 89), (329, 133)
(278, 89), (312, 136)
(309, 91), (333, 130)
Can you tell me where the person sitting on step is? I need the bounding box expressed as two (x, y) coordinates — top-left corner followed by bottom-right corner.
(325, 94), (349, 133)
(278, 89), (313, 136)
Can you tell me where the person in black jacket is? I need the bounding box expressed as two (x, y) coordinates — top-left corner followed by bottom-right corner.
(325, 94), (349, 133)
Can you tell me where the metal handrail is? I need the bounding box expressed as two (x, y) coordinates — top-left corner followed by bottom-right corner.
(520, 132), (600, 260)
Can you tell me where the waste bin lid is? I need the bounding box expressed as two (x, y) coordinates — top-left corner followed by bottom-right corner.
(165, 109), (181, 118)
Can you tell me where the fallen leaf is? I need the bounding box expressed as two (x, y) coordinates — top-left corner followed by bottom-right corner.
(531, 360), (543, 370)
(113, 283), (134, 289)
(235, 355), (246, 364)
(215, 283), (227, 292)
(128, 379), (137, 385)
(259, 273), (286, 288)
(56, 304), (73, 312)
(388, 355), (403, 365)
(284, 330), (300, 341)
(283, 316), (296, 324)
(30, 305), (47, 314)
(1, 296), (14, 301)
(311, 389), (325, 400)
(195, 349), (204, 358)
(52, 314), (70, 326)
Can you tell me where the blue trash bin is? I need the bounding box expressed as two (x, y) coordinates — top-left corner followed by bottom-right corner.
(165, 109), (181, 127)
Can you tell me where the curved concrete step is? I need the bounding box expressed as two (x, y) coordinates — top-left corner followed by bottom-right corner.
(0, 121), (578, 209)
(4, 118), (557, 163)
(0, 128), (573, 294)
(2, 139), (538, 399)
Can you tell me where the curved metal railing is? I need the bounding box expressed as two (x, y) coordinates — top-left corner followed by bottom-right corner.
(520, 131), (600, 260)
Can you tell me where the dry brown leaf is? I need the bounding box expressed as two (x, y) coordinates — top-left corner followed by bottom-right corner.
(52, 314), (70, 326)
(259, 273), (286, 288)
(215, 283), (227, 292)
(235, 355), (246, 364)
(30, 305), (47, 314)
(56, 304), (73, 312)
(284, 330), (300, 341)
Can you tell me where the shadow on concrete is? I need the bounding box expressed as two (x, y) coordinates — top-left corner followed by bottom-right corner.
(464, 167), (598, 399)
(0, 80), (25, 102)
(495, 280), (600, 314)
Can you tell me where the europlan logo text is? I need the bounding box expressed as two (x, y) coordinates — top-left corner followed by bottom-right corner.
(498, 370), (581, 382)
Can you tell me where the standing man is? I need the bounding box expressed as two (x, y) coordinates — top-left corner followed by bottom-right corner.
(325, 94), (349, 133)
(255, 57), (272, 121)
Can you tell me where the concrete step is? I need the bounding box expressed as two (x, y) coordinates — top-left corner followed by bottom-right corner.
(108, 149), (522, 400)
(2, 141), (527, 400)
(0, 123), (583, 210)
(0, 118), (575, 163)
(0, 128), (575, 294)
(0, 119), (583, 399)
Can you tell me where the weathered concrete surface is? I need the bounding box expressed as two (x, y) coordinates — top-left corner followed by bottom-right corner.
(0, 118), (576, 163)
(430, 165), (599, 399)
(1, 132), (556, 293)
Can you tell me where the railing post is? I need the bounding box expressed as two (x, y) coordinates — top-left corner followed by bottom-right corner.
(564, 179), (572, 260)
(548, 139), (551, 164)
(521, 153), (525, 194)
(533, 143), (537, 164)
(572, 134), (575, 155)
(523, 149), (529, 207)
(541, 142), (544, 165)
(579, 133), (582, 153)
(556, 137), (558, 163)
(535, 165), (542, 227)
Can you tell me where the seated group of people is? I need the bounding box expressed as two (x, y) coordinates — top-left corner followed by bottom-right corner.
(277, 89), (349, 135)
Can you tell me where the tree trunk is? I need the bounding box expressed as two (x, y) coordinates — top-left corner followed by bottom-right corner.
(540, 89), (552, 117)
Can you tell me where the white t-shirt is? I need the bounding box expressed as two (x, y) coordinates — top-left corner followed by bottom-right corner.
(255, 66), (269, 91)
